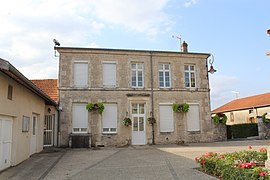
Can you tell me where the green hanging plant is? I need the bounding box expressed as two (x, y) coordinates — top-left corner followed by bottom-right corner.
(262, 113), (270, 123)
(212, 113), (227, 125)
(86, 102), (104, 114)
(123, 117), (132, 126)
(172, 103), (189, 113)
(147, 117), (156, 124)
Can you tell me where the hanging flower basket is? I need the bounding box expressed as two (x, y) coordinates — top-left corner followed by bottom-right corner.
(172, 103), (189, 113)
(147, 117), (156, 124)
(86, 102), (104, 114)
(123, 117), (132, 126)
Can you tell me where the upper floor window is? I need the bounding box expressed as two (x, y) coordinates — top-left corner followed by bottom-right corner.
(159, 64), (171, 88)
(7, 85), (13, 100)
(74, 62), (88, 87)
(184, 65), (196, 88)
(131, 63), (144, 88)
(103, 62), (116, 87)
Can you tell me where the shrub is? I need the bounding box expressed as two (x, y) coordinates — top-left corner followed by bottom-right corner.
(213, 113), (227, 125)
(227, 123), (258, 139)
(195, 147), (269, 179)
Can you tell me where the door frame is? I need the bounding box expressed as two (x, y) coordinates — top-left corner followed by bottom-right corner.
(44, 115), (54, 147)
(131, 103), (146, 145)
(30, 114), (37, 156)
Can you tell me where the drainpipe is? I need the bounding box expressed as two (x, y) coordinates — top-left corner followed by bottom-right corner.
(150, 52), (155, 145)
(57, 106), (60, 147)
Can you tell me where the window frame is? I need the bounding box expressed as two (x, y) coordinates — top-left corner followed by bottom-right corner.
(73, 62), (89, 87)
(159, 103), (174, 133)
(158, 64), (171, 88)
(72, 103), (88, 133)
(22, 116), (30, 132)
(102, 61), (117, 88)
(131, 63), (144, 88)
(7, 85), (13, 100)
(102, 103), (118, 134)
(184, 65), (196, 88)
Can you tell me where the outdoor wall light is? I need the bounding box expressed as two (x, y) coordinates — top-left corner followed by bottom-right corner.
(208, 54), (217, 74)
(47, 107), (51, 114)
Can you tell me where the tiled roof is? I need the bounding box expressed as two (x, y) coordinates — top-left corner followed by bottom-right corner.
(31, 79), (58, 102)
(212, 92), (270, 114)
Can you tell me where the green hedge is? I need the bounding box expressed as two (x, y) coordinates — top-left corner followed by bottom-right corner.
(227, 123), (258, 139)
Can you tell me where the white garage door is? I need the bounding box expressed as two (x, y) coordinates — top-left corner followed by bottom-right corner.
(0, 117), (13, 171)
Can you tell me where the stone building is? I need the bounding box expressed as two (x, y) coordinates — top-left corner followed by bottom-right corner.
(55, 46), (220, 147)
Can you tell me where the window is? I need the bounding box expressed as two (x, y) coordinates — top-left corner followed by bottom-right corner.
(184, 65), (196, 88)
(102, 104), (117, 133)
(131, 63), (144, 87)
(187, 104), (200, 131)
(72, 103), (88, 133)
(103, 63), (116, 87)
(7, 85), (13, 100)
(32, 116), (36, 135)
(159, 64), (171, 88)
(22, 116), (30, 132)
(249, 109), (254, 114)
(230, 112), (234, 122)
(159, 104), (174, 132)
(74, 62), (88, 87)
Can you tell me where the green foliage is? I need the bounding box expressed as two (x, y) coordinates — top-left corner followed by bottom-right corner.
(172, 103), (189, 113)
(227, 123), (258, 139)
(86, 102), (104, 114)
(195, 149), (269, 180)
(212, 113), (227, 125)
(147, 117), (156, 124)
(262, 113), (270, 123)
(123, 117), (132, 126)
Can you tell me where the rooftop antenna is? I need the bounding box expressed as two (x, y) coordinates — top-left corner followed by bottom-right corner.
(172, 34), (182, 52)
(231, 91), (240, 99)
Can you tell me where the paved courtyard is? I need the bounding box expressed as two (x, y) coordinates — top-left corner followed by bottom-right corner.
(1, 139), (270, 180)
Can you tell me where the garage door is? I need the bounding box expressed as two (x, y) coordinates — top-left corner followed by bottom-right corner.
(0, 117), (13, 171)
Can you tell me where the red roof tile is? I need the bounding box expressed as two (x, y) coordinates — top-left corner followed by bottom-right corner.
(212, 92), (270, 114)
(31, 79), (58, 102)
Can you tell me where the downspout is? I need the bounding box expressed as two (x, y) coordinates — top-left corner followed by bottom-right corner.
(150, 52), (155, 145)
(57, 107), (60, 147)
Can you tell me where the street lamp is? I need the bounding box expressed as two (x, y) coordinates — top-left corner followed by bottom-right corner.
(208, 54), (217, 74)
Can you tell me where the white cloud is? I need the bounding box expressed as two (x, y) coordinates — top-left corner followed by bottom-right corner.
(91, 0), (173, 36)
(209, 75), (239, 110)
(0, 0), (174, 79)
(184, 0), (198, 7)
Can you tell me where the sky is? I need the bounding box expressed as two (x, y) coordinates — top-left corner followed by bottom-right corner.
(0, 0), (270, 110)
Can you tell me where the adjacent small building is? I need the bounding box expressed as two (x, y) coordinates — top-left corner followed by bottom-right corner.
(0, 58), (58, 171)
(212, 93), (270, 125)
(55, 46), (223, 147)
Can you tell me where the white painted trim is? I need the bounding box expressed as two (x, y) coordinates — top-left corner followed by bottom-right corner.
(102, 61), (117, 64)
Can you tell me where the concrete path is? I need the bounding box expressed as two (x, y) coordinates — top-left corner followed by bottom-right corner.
(1, 139), (270, 180)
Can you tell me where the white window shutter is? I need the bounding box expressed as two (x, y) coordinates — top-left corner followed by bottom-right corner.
(72, 103), (88, 129)
(187, 104), (200, 131)
(74, 63), (88, 87)
(103, 63), (116, 87)
(159, 105), (174, 132)
(103, 104), (117, 129)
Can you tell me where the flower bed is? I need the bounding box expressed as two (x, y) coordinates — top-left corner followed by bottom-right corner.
(195, 147), (269, 179)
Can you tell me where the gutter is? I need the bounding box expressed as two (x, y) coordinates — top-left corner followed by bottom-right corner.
(150, 52), (155, 145)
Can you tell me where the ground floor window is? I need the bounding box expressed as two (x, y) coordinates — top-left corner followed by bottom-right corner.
(72, 103), (88, 133)
(159, 104), (174, 132)
(102, 104), (117, 133)
(187, 104), (200, 131)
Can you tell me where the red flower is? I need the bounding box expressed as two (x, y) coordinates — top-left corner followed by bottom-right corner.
(201, 160), (206, 165)
(248, 146), (252, 149)
(260, 148), (267, 152)
(259, 171), (267, 177)
(195, 157), (199, 161)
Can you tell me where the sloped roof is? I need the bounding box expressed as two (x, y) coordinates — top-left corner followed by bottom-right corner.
(31, 79), (58, 102)
(0, 58), (57, 106)
(212, 92), (270, 114)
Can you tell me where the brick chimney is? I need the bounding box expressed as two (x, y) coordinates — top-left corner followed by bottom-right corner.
(181, 41), (188, 52)
(267, 29), (270, 35)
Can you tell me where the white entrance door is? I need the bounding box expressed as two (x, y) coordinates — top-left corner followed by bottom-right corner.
(0, 118), (13, 171)
(131, 104), (146, 145)
(44, 115), (54, 147)
(30, 115), (37, 155)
